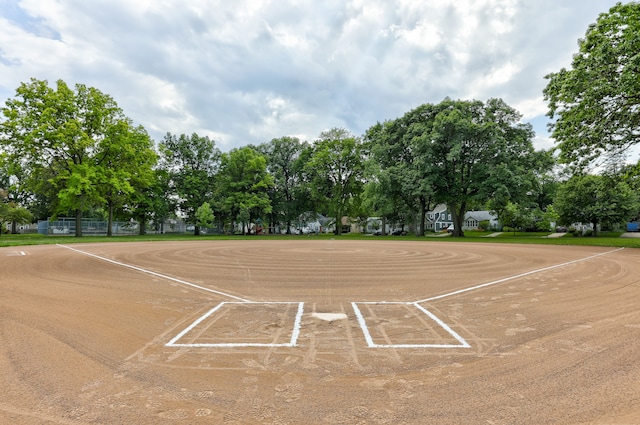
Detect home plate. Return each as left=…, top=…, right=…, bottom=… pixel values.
left=312, top=312, right=347, bottom=322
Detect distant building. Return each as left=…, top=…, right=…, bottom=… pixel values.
left=426, top=204, right=499, bottom=232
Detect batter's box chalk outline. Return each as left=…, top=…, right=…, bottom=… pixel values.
left=166, top=301, right=304, bottom=348
left=351, top=302, right=471, bottom=349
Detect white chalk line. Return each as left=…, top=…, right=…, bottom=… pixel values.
left=59, top=244, right=624, bottom=350
left=413, top=302, right=471, bottom=348
left=166, top=302, right=304, bottom=347
left=57, top=244, right=250, bottom=302
left=351, top=301, right=471, bottom=348
left=351, top=248, right=623, bottom=349
left=5, top=250, right=27, bottom=256
left=166, top=303, right=225, bottom=346
left=415, top=247, right=625, bottom=303
left=59, top=244, right=307, bottom=347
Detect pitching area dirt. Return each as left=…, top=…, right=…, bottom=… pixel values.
left=1, top=240, right=639, bottom=424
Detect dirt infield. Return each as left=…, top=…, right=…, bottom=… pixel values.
left=1, top=240, right=640, bottom=424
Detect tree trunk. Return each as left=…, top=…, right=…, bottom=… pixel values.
left=11, top=220, right=17, bottom=234
left=75, top=209, right=83, bottom=237
left=107, top=203, right=113, bottom=237
left=139, top=219, right=146, bottom=236
left=591, top=219, right=598, bottom=237
left=381, top=217, right=387, bottom=236
left=449, top=203, right=466, bottom=237
left=418, top=200, right=427, bottom=237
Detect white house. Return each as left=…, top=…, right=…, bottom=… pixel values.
left=426, top=204, right=499, bottom=232
left=463, top=210, right=500, bottom=230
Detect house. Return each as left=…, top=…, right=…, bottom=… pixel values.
left=365, top=217, right=397, bottom=234
left=463, top=210, right=500, bottom=230
left=426, top=204, right=451, bottom=231
left=272, top=212, right=327, bottom=234
left=426, top=204, right=499, bottom=232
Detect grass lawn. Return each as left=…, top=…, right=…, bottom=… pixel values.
left=1, top=230, right=639, bottom=249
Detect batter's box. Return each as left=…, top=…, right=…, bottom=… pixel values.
left=166, top=302, right=304, bottom=347
left=351, top=302, right=470, bottom=348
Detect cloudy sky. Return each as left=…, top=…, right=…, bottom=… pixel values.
left=0, top=0, right=622, bottom=152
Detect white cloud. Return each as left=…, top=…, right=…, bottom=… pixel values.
left=0, top=0, right=626, bottom=154
left=532, top=135, right=556, bottom=152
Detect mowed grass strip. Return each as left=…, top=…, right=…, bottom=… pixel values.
left=1, top=230, right=639, bottom=248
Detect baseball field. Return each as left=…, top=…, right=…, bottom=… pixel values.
left=1, top=240, right=639, bottom=424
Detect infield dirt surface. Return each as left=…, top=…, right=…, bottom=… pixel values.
left=1, top=240, right=640, bottom=424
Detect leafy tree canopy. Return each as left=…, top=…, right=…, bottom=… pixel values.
left=421, top=98, right=540, bottom=236
left=195, top=202, right=215, bottom=230
left=259, top=136, right=308, bottom=233
left=218, top=146, right=273, bottom=234
left=554, top=173, right=639, bottom=235
left=366, top=107, right=438, bottom=236
left=304, top=128, right=365, bottom=235
left=158, top=132, right=220, bottom=234
left=544, top=2, right=640, bottom=169
left=0, top=78, right=154, bottom=236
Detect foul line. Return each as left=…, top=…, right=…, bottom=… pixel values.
left=57, top=244, right=250, bottom=302
left=415, top=248, right=624, bottom=303
left=58, top=244, right=624, bottom=350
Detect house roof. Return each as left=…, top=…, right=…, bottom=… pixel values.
left=425, top=205, right=497, bottom=223
left=431, top=204, right=448, bottom=213
left=464, top=211, right=496, bottom=221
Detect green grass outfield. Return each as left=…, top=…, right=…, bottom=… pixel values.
left=1, top=230, right=639, bottom=249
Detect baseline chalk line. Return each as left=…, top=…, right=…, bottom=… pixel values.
left=57, top=244, right=250, bottom=302
left=416, top=248, right=624, bottom=303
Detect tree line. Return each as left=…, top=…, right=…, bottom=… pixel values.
left=1, top=2, right=639, bottom=237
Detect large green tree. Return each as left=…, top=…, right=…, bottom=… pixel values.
left=127, top=167, right=175, bottom=235
left=544, top=2, right=640, bottom=169
left=305, top=128, right=365, bottom=235
left=158, top=132, right=220, bottom=235
left=217, top=147, right=273, bottom=235
left=97, top=120, right=157, bottom=236
left=420, top=98, right=540, bottom=237
left=0, top=78, right=155, bottom=236
left=366, top=106, right=439, bottom=236
left=259, top=136, right=308, bottom=234
left=554, top=173, right=639, bottom=236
